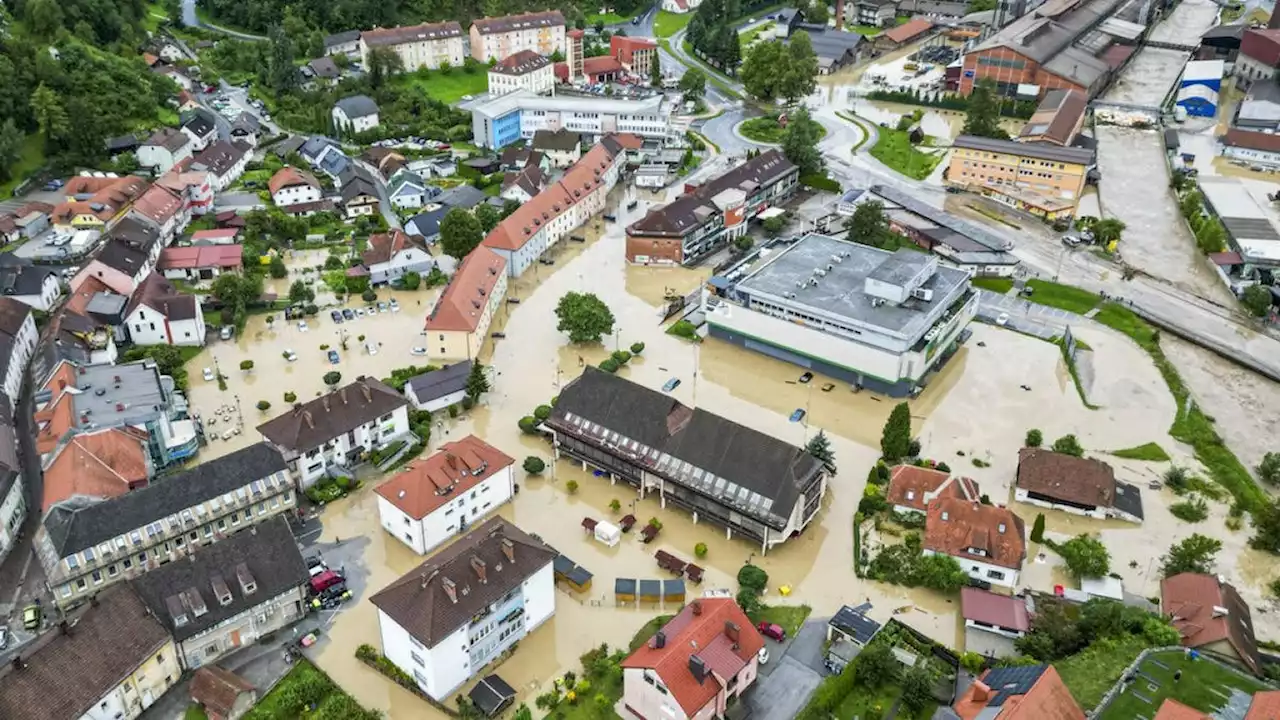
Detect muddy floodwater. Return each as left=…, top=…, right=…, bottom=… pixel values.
left=182, top=202, right=1280, bottom=717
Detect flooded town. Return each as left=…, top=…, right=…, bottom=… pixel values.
left=6, top=0, right=1280, bottom=718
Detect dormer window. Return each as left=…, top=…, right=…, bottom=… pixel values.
left=941, top=511, right=949, bottom=521
left=235, top=562, right=257, bottom=595
left=906, top=491, right=915, bottom=500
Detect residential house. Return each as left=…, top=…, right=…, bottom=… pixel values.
left=360, top=22, right=465, bottom=72
left=662, top=0, right=702, bottom=12
left=487, top=50, right=556, bottom=96
left=611, top=36, right=657, bottom=73
left=138, top=128, right=193, bottom=174
left=192, top=141, right=251, bottom=193
left=324, top=29, right=362, bottom=57
left=35, top=442, right=292, bottom=609
left=1015, top=448, right=1144, bottom=523
left=361, top=229, right=433, bottom=285
left=424, top=247, right=508, bottom=361
left=851, top=0, right=897, bottom=27
left=341, top=172, right=381, bottom=219
left=365, top=147, right=409, bottom=179
left=333, top=95, right=381, bottom=134
left=621, top=598, right=765, bottom=720
left=792, top=27, right=866, bottom=74
left=405, top=205, right=450, bottom=243
left=404, top=361, right=473, bottom=412
left=826, top=605, right=882, bottom=674
left=469, top=11, right=566, bottom=63
left=0, top=408, right=26, bottom=566
left=299, top=137, right=351, bottom=180
left=256, top=376, right=412, bottom=486
left=961, top=587, right=1030, bottom=659
left=547, top=366, right=827, bottom=553
left=388, top=170, right=431, bottom=209
left=1162, top=572, right=1261, bottom=675
left=885, top=464, right=979, bottom=516
left=370, top=516, right=557, bottom=701
left=0, top=584, right=181, bottom=720
left=499, top=146, right=547, bottom=173
left=131, top=515, right=310, bottom=669
left=1236, top=28, right=1280, bottom=90
left=500, top=164, right=546, bottom=205
left=924, top=496, right=1026, bottom=589
left=279, top=199, right=337, bottom=218
left=181, top=109, right=219, bottom=152
left=0, top=201, right=53, bottom=243
left=306, top=57, right=341, bottom=84
left=269, top=167, right=323, bottom=208
left=38, top=299, right=119, bottom=370
left=0, top=297, right=37, bottom=404
left=130, top=184, right=190, bottom=245
left=946, top=136, right=1094, bottom=220
left=40, top=426, right=152, bottom=512
left=159, top=245, right=243, bottom=282
left=124, top=274, right=205, bottom=346
left=438, top=185, right=487, bottom=210
left=952, top=664, right=1084, bottom=719
left=53, top=176, right=150, bottom=231
left=156, top=161, right=215, bottom=218
left=190, top=666, right=257, bottom=720
left=0, top=256, right=60, bottom=311
left=375, top=435, right=516, bottom=554
left=1018, top=88, right=1088, bottom=146
left=72, top=218, right=161, bottom=295
left=230, top=113, right=261, bottom=148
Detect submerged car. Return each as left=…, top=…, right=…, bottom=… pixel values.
left=662, top=377, right=681, bottom=392
left=411, top=346, right=427, bottom=356
left=202, top=367, right=215, bottom=381
left=327, top=350, right=340, bottom=364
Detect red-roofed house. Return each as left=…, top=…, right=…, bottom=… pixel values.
left=158, top=245, right=244, bottom=281
left=885, top=464, right=979, bottom=515
left=961, top=587, right=1030, bottom=659
left=924, top=496, right=1026, bottom=589
left=374, top=435, right=516, bottom=554
left=1162, top=572, right=1261, bottom=675
left=129, top=185, right=189, bottom=244
left=622, top=598, right=765, bottom=720
left=953, top=664, right=1083, bottom=720
left=1246, top=691, right=1280, bottom=719
left=361, top=229, right=433, bottom=285
left=191, top=228, right=240, bottom=244
left=611, top=36, right=657, bottom=72
left=1237, top=28, right=1280, bottom=90
left=424, top=247, right=507, bottom=361
left=875, top=18, right=934, bottom=50
left=269, top=167, right=323, bottom=207
left=583, top=55, right=623, bottom=83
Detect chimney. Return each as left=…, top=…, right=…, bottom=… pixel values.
left=1212, top=605, right=1230, bottom=618
left=321, top=396, right=330, bottom=413
left=972, top=681, right=991, bottom=702
left=501, top=539, right=514, bottom=563
left=835, top=0, right=845, bottom=29
left=653, top=630, right=666, bottom=649
left=691, top=599, right=702, bottom=615
left=442, top=577, right=458, bottom=603
left=303, top=410, right=314, bottom=429
left=689, top=656, right=707, bottom=684
left=470, top=556, right=488, bottom=584
left=339, top=388, right=348, bottom=405
left=725, top=621, right=740, bottom=643
left=361, top=383, right=372, bottom=402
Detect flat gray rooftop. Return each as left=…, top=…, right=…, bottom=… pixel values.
left=735, top=234, right=969, bottom=337
left=74, top=361, right=170, bottom=430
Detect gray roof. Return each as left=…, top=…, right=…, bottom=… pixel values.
left=324, top=30, right=361, bottom=48
left=0, top=263, right=54, bottom=297
left=1113, top=480, right=1144, bottom=520
left=308, top=56, right=340, bottom=79
left=473, top=10, right=565, bottom=35
left=257, top=377, right=409, bottom=452
left=43, top=443, right=288, bottom=557
left=952, top=135, right=1094, bottom=165
left=181, top=109, right=217, bottom=139
left=406, top=206, right=449, bottom=237
left=334, top=94, right=379, bottom=119
left=830, top=604, right=882, bottom=644
left=797, top=28, right=865, bottom=62
left=130, top=516, right=308, bottom=642
left=405, top=361, right=472, bottom=402
left=531, top=128, right=581, bottom=152
left=438, top=185, right=487, bottom=210
left=548, top=367, right=825, bottom=530
left=1238, top=81, right=1280, bottom=125
left=193, top=140, right=251, bottom=178
left=871, top=184, right=1011, bottom=252
left=974, top=0, right=1127, bottom=89
left=628, top=150, right=796, bottom=237
left=97, top=218, right=159, bottom=275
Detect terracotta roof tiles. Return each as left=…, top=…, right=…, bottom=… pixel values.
left=425, top=247, right=506, bottom=331
left=375, top=435, right=515, bottom=519
left=924, top=496, right=1025, bottom=570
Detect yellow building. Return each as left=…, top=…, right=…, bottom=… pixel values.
left=424, top=247, right=508, bottom=361
left=946, top=135, right=1093, bottom=220
left=0, top=584, right=180, bottom=719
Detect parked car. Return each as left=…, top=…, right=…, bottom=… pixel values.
left=789, top=408, right=806, bottom=423
left=330, top=310, right=343, bottom=323
left=798, top=372, right=813, bottom=383
left=297, top=320, right=308, bottom=332
left=389, top=299, right=400, bottom=312
left=376, top=302, right=387, bottom=313
left=203, top=367, right=215, bottom=381
left=342, top=308, right=355, bottom=320
left=220, top=326, right=234, bottom=340
left=43, top=179, right=64, bottom=191
left=22, top=604, right=41, bottom=631
left=757, top=646, right=770, bottom=664
left=411, top=346, right=427, bottom=356
left=662, top=377, right=681, bottom=392
left=327, top=349, right=340, bottom=364
left=996, top=313, right=1010, bottom=326
left=757, top=622, right=785, bottom=642
left=366, top=341, right=379, bottom=355
left=309, top=570, right=345, bottom=595
left=284, top=349, right=298, bottom=361
left=304, top=554, right=327, bottom=577
left=355, top=308, right=365, bottom=317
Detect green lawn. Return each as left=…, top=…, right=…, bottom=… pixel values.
left=143, top=1, right=170, bottom=32
left=243, top=659, right=378, bottom=719
left=1023, top=279, right=1101, bottom=314
left=587, top=11, right=637, bottom=24
left=739, top=21, right=776, bottom=46
left=395, top=69, right=488, bottom=104
left=1058, top=635, right=1153, bottom=712
left=970, top=276, right=1014, bottom=294
left=869, top=127, right=941, bottom=181
left=1110, top=442, right=1171, bottom=462
left=629, top=614, right=674, bottom=651
left=749, top=604, right=811, bottom=638
left=850, top=24, right=884, bottom=34
left=739, top=116, right=826, bottom=144
left=1095, top=648, right=1267, bottom=719
left=655, top=10, right=694, bottom=38
left=0, top=134, right=45, bottom=199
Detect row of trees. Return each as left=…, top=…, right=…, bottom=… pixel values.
left=740, top=32, right=818, bottom=105
left=687, top=0, right=745, bottom=72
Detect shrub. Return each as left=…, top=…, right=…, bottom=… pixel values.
left=611, top=350, right=632, bottom=365
left=461, top=396, right=475, bottom=410
left=1031, top=513, right=1046, bottom=543
left=523, top=456, right=546, bottom=474
left=1026, top=429, right=1043, bottom=447
left=256, top=400, right=271, bottom=411
left=694, top=542, right=708, bottom=558
left=448, top=404, right=459, bottom=418
left=566, top=480, right=580, bottom=494
left=284, top=391, right=297, bottom=403
left=518, top=416, right=538, bottom=434
left=320, top=344, right=330, bottom=350
left=737, top=564, right=768, bottom=592
left=648, top=517, right=663, bottom=530
left=534, top=404, right=553, bottom=421
left=357, top=334, right=366, bottom=342
left=1170, top=496, right=1210, bottom=523
left=1052, top=434, right=1084, bottom=456
left=599, top=358, right=620, bottom=373
left=361, top=289, right=377, bottom=302
left=630, top=342, right=645, bottom=355
left=609, top=498, right=621, bottom=512
left=667, top=320, right=699, bottom=340
left=240, top=360, right=254, bottom=371
left=323, top=371, right=341, bottom=385
left=972, top=458, right=991, bottom=468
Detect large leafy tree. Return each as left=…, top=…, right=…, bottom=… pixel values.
left=554, top=292, right=616, bottom=344
left=845, top=200, right=890, bottom=248
left=679, top=68, right=706, bottom=100
left=266, top=24, right=298, bottom=94
left=1056, top=534, right=1111, bottom=579
left=781, top=106, right=823, bottom=176
left=740, top=40, right=784, bottom=101
left=779, top=31, right=818, bottom=104
left=1160, top=534, right=1222, bottom=577
left=961, top=79, right=1009, bottom=139
left=439, top=208, right=483, bottom=261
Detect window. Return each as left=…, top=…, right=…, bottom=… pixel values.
left=411, top=651, right=425, bottom=665
left=217, top=518, right=227, bottom=531
left=91, top=570, right=103, bottom=585
left=205, top=644, right=219, bottom=656
left=986, top=569, right=1005, bottom=580
left=67, top=555, right=79, bottom=570
left=76, top=578, right=87, bottom=591
left=123, top=557, right=132, bottom=569
left=107, top=565, right=118, bottom=577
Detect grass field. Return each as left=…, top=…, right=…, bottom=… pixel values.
left=0, top=134, right=45, bottom=199
left=1023, top=278, right=1101, bottom=314
left=971, top=276, right=1014, bottom=294
left=1058, top=635, right=1152, bottom=712
left=1110, top=442, right=1171, bottom=462
left=1094, top=648, right=1267, bottom=719
left=655, top=10, right=694, bottom=38
left=630, top=614, right=675, bottom=651
left=739, top=116, right=826, bottom=144
left=243, top=659, right=377, bottom=719
left=739, top=21, right=776, bottom=46
left=395, top=70, right=488, bottom=104
left=749, top=604, right=811, bottom=638
left=868, top=127, right=941, bottom=181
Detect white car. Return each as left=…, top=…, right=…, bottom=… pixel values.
left=996, top=312, right=1010, bottom=326
left=411, top=347, right=427, bottom=356
left=297, top=320, right=309, bottom=332
left=202, top=367, right=215, bottom=381
left=757, top=647, right=769, bottom=665
left=284, top=349, right=298, bottom=362
left=366, top=341, right=379, bottom=356
left=389, top=299, right=400, bottom=312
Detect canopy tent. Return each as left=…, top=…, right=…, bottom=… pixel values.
left=594, top=521, right=621, bottom=547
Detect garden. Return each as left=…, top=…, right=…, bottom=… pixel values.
left=739, top=115, right=827, bottom=145
left=1093, top=648, right=1268, bottom=719
left=241, top=659, right=379, bottom=720
left=868, top=126, right=941, bottom=181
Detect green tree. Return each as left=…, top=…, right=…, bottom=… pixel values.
left=1161, top=534, right=1222, bottom=577
left=210, top=272, right=265, bottom=310
left=1092, top=217, right=1126, bottom=246
left=256, top=400, right=271, bottom=411
left=554, top=291, right=616, bottom=343
left=1242, top=285, right=1273, bottom=317
left=323, top=371, right=342, bottom=385
left=501, top=197, right=521, bottom=219
left=0, top=120, right=23, bottom=182
left=1051, top=434, right=1083, bottom=457
left=1258, top=452, right=1280, bottom=485
left=845, top=200, right=890, bottom=248
left=781, top=107, right=824, bottom=176
left=1178, top=189, right=1202, bottom=221
left=961, top=79, right=1010, bottom=140
left=679, top=68, right=706, bottom=100
left=779, top=31, right=818, bottom=104
left=440, top=207, right=484, bottom=260
left=513, top=704, right=533, bottom=720
left=269, top=255, right=288, bottom=278
left=240, top=360, right=254, bottom=372
left=737, top=564, right=769, bottom=592
left=1030, top=513, right=1046, bottom=543
left=474, top=203, right=500, bottom=234
left=880, top=401, right=912, bottom=461
left=24, top=0, right=63, bottom=38
left=740, top=40, right=784, bottom=101
left=1057, top=534, right=1110, bottom=578
left=367, top=47, right=403, bottom=90
left=30, top=83, right=69, bottom=146
left=523, top=456, right=546, bottom=474
left=805, top=430, right=836, bottom=474
left=289, top=279, right=315, bottom=304
left=916, top=553, right=968, bottom=592
left=466, top=361, right=490, bottom=400
left=401, top=271, right=421, bottom=290
left=1195, top=217, right=1227, bottom=254
left=763, top=214, right=785, bottom=237
left=854, top=641, right=898, bottom=688
left=650, top=48, right=663, bottom=86
left=266, top=24, right=297, bottom=94
left=1025, top=428, right=1043, bottom=447
left=804, top=0, right=830, bottom=23
left=1250, top=501, right=1280, bottom=553
left=899, top=666, right=934, bottom=715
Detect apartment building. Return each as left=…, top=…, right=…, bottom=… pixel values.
left=1235, top=28, right=1280, bottom=90
left=946, top=135, right=1093, bottom=220
left=51, top=175, right=150, bottom=231
left=487, top=50, right=556, bottom=96
left=424, top=246, right=508, bottom=361
left=470, top=11, right=566, bottom=63
left=0, top=296, right=36, bottom=405
left=375, top=435, right=516, bottom=555
left=626, top=150, right=799, bottom=265
left=34, top=442, right=293, bottom=609
left=0, top=584, right=181, bottom=720
left=547, top=367, right=828, bottom=553
left=256, top=376, right=411, bottom=486
left=71, top=217, right=162, bottom=296
left=371, top=516, right=557, bottom=701
left=131, top=516, right=309, bottom=669
left=470, top=89, right=674, bottom=149
left=0, top=411, right=26, bottom=568
left=360, top=21, right=465, bottom=71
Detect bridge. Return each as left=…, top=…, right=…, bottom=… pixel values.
left=1090, top=100, right=1163, bottom=116
left=1142, top=40, right=1198, bottom=53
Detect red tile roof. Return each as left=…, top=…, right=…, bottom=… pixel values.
left=1242, top=28, right=1280, bottom=67
left=1224, top=128, right=1280, bottom=153
left=883, top=18, right=933, bottom=44
left=42, top=427, right=150, bottom=511
left=424, top=247, right=506, bottom=332
left=375, top=435, right=515, bottom=519
left=362, top=229, right=424, bottom=266
left=64, top=276, right=114, bottom=316
left=1154, top=699, right=1211, bottom=720
left=1162, top=572, right=1260, bottom=674
left=158, top=244, right=243, bottom=270
left=268, top=166, right=320, bottom=196
left=961, top=587, right=1029, bottom=632
left=583, top=55, right=623, bottom=77
left=954, top=666, right=1083, bottom=720
left=885, top=465, right=978, bottom=512
left=621, top=598, right=764, bottom=716
left=190, top=666, right=255, bottom=719
left=1246, top=691, right=1280, bottom=719
left=131, top=185, right=184, bottom=226
left=924, top=496, right=1026, bottom=570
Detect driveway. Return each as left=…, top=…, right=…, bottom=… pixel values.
left=744, top=619, right=827, bottom=720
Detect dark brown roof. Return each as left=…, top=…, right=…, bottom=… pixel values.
left=1224, top=128, right=1280, bottom=153
left=628, top=150, right=797, bottom=237
left=1019, top=89, right=1087, bottom=146
left=362, top=21, right=464, bottom=46
left=191, top=666, right=255, bottom=718
left=193, top=140, right=250, bottom=178
left=502, top=163, right=546, bottom=198
left=257, top=376, right=409, bottom=451
left=0, top=585, right=171, bottom=720
left=491, top=49, right=551, bottom=75
left=370, top=516, right=557, bottom=648
left=361, top=229, right=425, bottom=266
left=126, top=273, right=200, bottom=321
left=1162, top=572, right=1261, bottom=674
left=1015, top=448, right=1116, bottom=509
left=0, top=296, right=32, bottom=337
left=531, top=128, right=581, bottom=152
left=924, top=497, right=1026, bottom=570
left=473, top=10, right=565, bottom=35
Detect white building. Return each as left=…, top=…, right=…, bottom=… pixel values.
left=360, top=21, right=465, bottom=72
left=661, top=0, right=702, bottom=12
left=487, top=50, right=555, bottom=96
left=256, top=377, right=412, bottom=486
left=923, top=497, right=1025, bottom=590
left=0, top=417, right=25, bottom=567
left=0, top=297, right=37, bottom=404
left=469, top=10, right=566, bottom=63
left=403, top=361, right=473, bottom=413
left=360, top=229, right=434, bottom=285
left=470, top=89, right=676, bottom=149
left=191, top=141, right=251, bottom=194
left=137, top=128, right=193, bottom=175
left=269, top=167, right=323, bottom=208
left=387, top=170, right=430, bottom=210
left=375, top=435, right=515, bottom=555
left=333, top=95, right=381, bottom=135
left=124, top=274, right=206, bottom=347
left=0, top=261, right=60, bottom=312
left=370, top=517, right=557, bottom=701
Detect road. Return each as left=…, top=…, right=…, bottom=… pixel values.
left=351, top=158, right=404, bottom=230
left=179, top=0, right=266, bottom=40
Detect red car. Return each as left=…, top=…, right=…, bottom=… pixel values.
left=757, top=622, right=786, bottom=642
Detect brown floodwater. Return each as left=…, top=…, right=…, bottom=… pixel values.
left=179, top=207, right=1278, bottom=717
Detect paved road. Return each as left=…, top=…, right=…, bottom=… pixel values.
left=745, top=619, right=827, bottom=720
left=351, top=158, right=404, bottom=230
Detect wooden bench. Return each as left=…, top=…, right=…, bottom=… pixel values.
left=685, top=564, right=704, bottom=584
left=619, top=514, right=636, bottom=532
left=640, top=524, right=659, bottom=543
left=582, top=517, right=598, bottom=532
left=655, top=550, right=687, bottom=574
